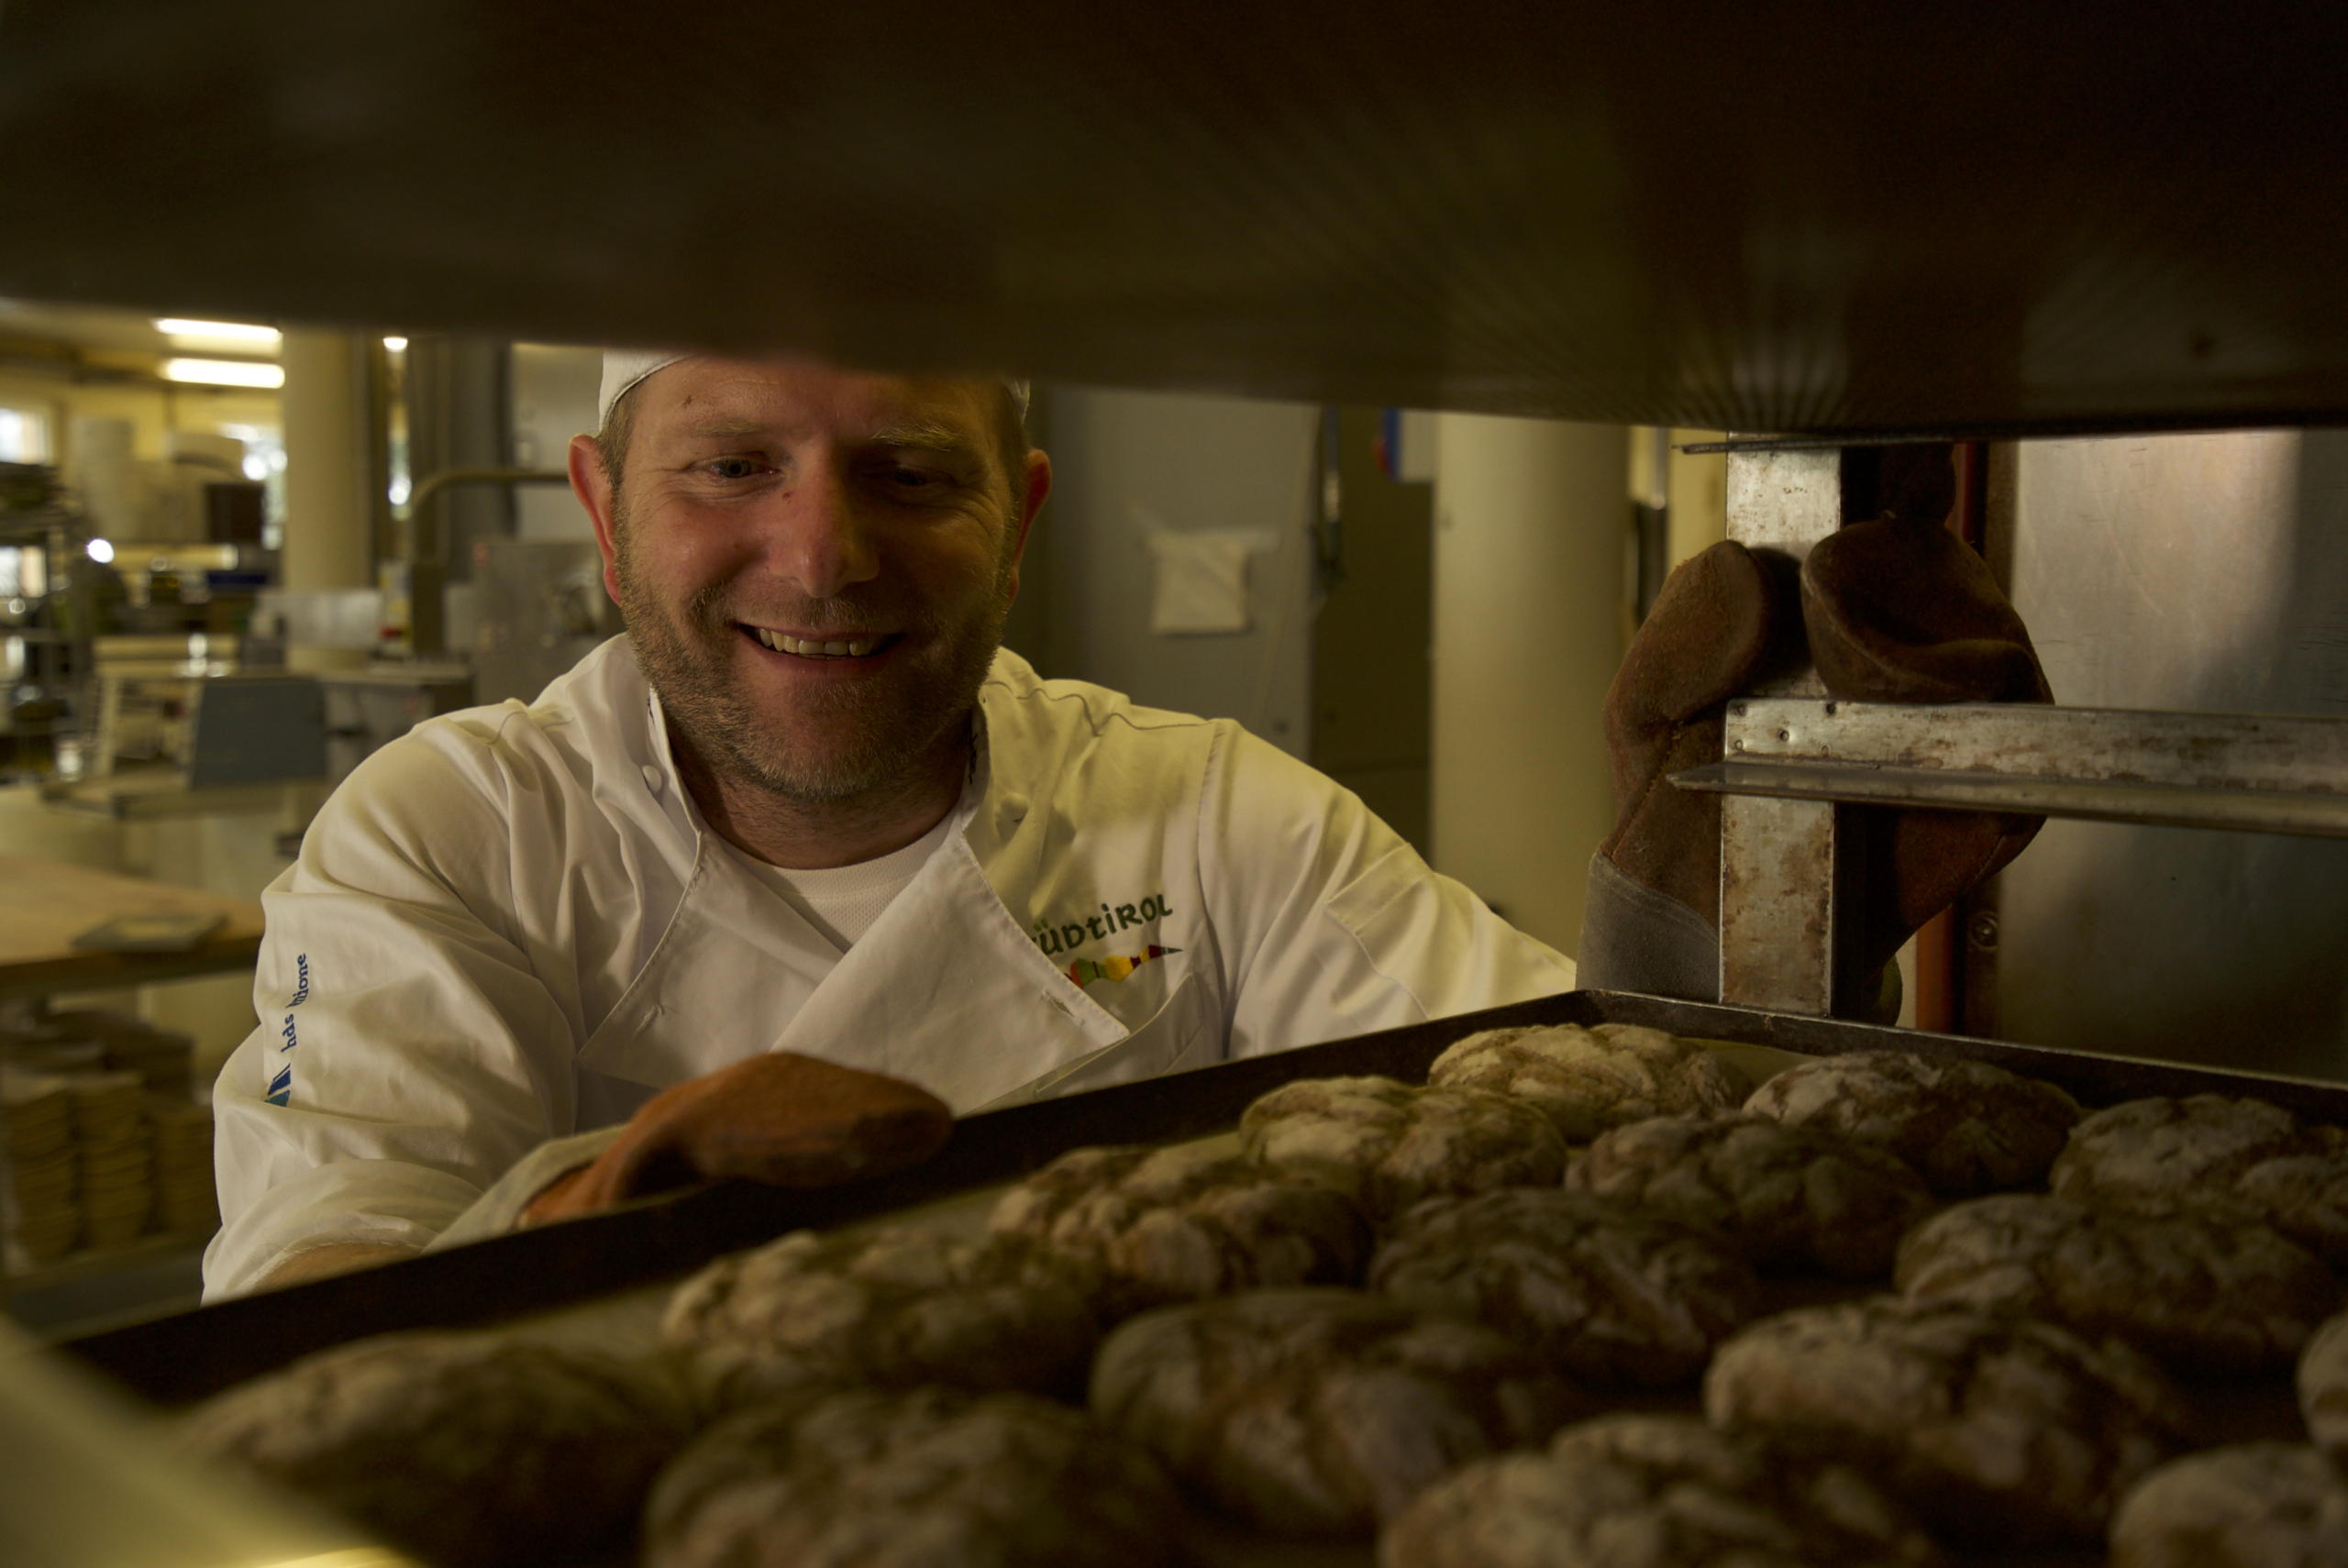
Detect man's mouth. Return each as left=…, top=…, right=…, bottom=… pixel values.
left=746, top=625, right=895, bottom=658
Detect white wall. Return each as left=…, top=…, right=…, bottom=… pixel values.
left=1667, top=430, right=1728, bottom=569
left=1431, top=415, right=1627, bottom=958
left=1034, top=388, right=1316, bottom=756
left=511, top=343, right=601, bottom=541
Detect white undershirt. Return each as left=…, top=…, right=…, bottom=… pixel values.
left=727, top=812, right=958, bottom=952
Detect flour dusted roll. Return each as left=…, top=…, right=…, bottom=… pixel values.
left=663, top=1226, right=1098, bottom=1408
left=1379, top=1413, right=1946, bottom=1568
left=2055, top=1097, right=2348, bottom=1268
left=1568, top=1110, right=1933, bottom=1278
left=1425, top=1022, right=1749, bottom=1141
left=179, top=1331, right=695, bottom=1568
left=2302, top=1309, right=2348, bottom=1471
left=1704, top=1297, right=2193, bottom=1548
left=1368, top=1187, right=1760, bottom=1388
left=2236, top=1130, right=2348, bottom=1268
left=2108, top=1443, right=2348, bottom=1568
left=1744, top=1048, right=2080, bottom=1196
left=1238, top=1076, right=1567, bottom=1220
left=645, top=1386, right=1187, bottom=1568
left=2053, top=1095, right=2303, bottom=1204
left=1896, top=1194, right=2339, bottom=1375
left=987, top=1141, right=1370, bottom=1320
left=1090, top=1286, right=1589, bottom=1537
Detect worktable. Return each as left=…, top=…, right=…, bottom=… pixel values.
left=0, top=856, right=263, bottom=1008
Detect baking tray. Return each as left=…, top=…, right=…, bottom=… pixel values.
left=59, top=988, right=2348, bottom=1407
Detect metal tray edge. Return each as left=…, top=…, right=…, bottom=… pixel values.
left=58, top=989, right=2348, bottom=1404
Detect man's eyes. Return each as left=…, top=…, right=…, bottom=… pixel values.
left=682, top=452, right=973, bottom=493
left=867, top=457, right=976, bottom=496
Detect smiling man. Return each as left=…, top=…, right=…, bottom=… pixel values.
left=593, top=359, right=1038, bottom=866
left=204, top=353, right=1577, bottom=1297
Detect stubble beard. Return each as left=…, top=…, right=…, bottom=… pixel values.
left=610, top=502, right=1016, bottom=807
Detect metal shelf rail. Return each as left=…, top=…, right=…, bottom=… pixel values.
left=1699, top=445, right=2348, bottom=1017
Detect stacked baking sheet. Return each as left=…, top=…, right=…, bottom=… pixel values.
left=2, top=1010, right=213, bottom=1269
left=71, top=1073, right=150, bottom=1250
left=147, top=1099, right=217, bottom=1235
left=60, top=992, right=2348, bottom=1565
left=3, top=1067, right=78, bottom=1263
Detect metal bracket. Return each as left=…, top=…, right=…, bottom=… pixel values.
left=1719, top=447, right=1841, bottom=1011
left=1719, top=793, right=1840, bottom=1012
left=1684, top=699, right=2348, bottom=837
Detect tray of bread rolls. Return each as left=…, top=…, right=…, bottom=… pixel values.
left=61, top=990, right=2348, bottom=1567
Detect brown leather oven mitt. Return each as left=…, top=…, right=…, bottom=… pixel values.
left=1800, top=452, right=2053, bottom=984
left=1598, top=537, right=1790, bottom=939
left=1588, top=446, right=2051, bottom=1003
left=521, top=1052, right=954, bottom=1226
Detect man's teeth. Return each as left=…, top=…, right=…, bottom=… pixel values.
left=752, top=628, right=880, bottom=657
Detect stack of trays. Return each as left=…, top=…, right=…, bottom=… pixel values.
left=13, top=1039, right=103, bottom=1077
left=3, top=1066, right=79, bottom=1264
left=2, top=1020, right=217, bottom=1265
left=148, top=1097, right=218, bottom=1234
left=72, top=1072, right=152, bottom=1250
left=25, top=1009, right=197, bottom=1101
left=106, top=1031, right=196, bottom=1102
left=0, top=1010, right=216, bottom=1262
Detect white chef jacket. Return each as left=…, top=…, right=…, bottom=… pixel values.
left=206, top=639, right=1574, bottom=1297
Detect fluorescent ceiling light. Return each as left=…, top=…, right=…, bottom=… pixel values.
left=153, top=317, right=281, bottom=345
left=162, top=358, right=285, bottom=389
left=382, top=336, right=408, bottom=352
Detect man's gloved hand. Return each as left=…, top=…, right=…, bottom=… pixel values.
left=1582, top=445, right=2051, bottom=1004
left=1594, top=538, right=1790, bottom=956
left=1800, top=447, right=2052, bottom=984
left=520, top=1052, right=954, bottom=1226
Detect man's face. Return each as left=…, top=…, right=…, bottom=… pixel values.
left=573, top=359, right=1046, bottom=804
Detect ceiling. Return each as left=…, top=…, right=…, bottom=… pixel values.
left=0, top=301, right=183, bottom=358
left=2, top=1, right=2343, bottom=436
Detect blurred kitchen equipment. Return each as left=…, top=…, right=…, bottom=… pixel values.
left=316, top=664, right=473, bottom=785
left=468, top=537, right=621, bottom=705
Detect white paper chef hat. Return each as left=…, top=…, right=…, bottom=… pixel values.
left=597, top=349, right=688, bottom=430
left=596, top=349, right=1029, bottom=431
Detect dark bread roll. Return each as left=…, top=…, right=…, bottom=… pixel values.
left=988, top=1140, right=1370, bottom=1321
left=663, top=1226, right=1097, bottom=1409
left=1379, top=1412, right=1946, bottom=1568
left=645, top=1385, right=1187, bottom=1568
left=1744, top=1048, right=2079, bottom=1196
left=1896, top=1193, right=2339, bottom=1375
left=1238, top=1076, right=1567, bottom=1220
left=2054, top=1095, right=2303, bottom=1205
left=2055, top=1097, right=2348, bottom=1269
left=2301, top=1309, right=2348, bottom=1472
left=1569, top=1110, right=1933, bottom=1278
left=1369, top=1187, right=1759, bottom=1388
left=178, top=1330, right=694, bottom=1568
left=1426, top=1022, right=1749, bottom=1141
left=2107, top=1442, right=2348, bottom=1568
left=1091, top=1286, right=1589, bottom=1537
left=1704, top=1297, right=2192, bottom=1548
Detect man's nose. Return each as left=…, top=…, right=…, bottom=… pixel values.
left=758, top=461, right=879, bottom=600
